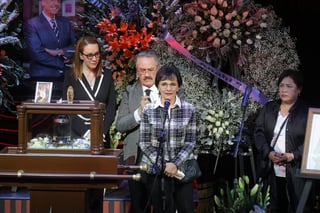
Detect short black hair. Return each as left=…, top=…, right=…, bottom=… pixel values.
left=155, top=65, right=183, bottom=88
left=277, top=69, right=304, bottom=89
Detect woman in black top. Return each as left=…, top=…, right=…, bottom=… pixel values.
left=254, top=69, right=313, bottom=212
left=63, top=36, right=116, bottom=148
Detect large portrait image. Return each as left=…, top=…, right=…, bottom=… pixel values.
left=301, top=108, right=320, bottom=176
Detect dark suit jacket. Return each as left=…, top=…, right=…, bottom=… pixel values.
left=62, top=69, right=117, bottom=142
left=116, top=81, right=144, bottom=162
left=254, top=99, right=310, bottom=210
left=25, top=13, right=76, bottom=77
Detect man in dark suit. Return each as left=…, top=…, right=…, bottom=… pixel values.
left=24, top=0, right=76, bottom=78
left=116, top=50, right=160, bottom=213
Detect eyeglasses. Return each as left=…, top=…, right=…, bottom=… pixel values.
left=82, top=52, right=100, bottom=60
left=138, top=67, right=157, bottom=74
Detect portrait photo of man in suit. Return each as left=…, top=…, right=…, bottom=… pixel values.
left=24, top=0, right=76, bottom=79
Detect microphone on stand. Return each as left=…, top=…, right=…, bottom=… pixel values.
left=145, top=89, right=151, bottom=102
left=163, top=99, right=170, bottom=113
left=233, top=85, right=252, bottom=185
left=161, top=99, right=170, bottom=136
left=241, top=85, right=252, bottom=110
left=161, top=99, right=170, bottom=212
left=152, top=99, right=171, bottom=174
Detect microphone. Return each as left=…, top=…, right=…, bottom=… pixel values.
left=161, top=99, right=170, bottom=132
left=241, top=85, right=252, bottom=110
left=145, top=89, right=151, bottom=102
left=164, top=99, right=170, bottom=112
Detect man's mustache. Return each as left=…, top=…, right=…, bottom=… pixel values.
left=143, top=77, right=153, bottom=80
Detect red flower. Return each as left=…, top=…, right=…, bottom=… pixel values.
left=97, top=19, right=154, bottom=85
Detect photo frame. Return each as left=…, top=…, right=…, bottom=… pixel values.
left=62, top=0, right=75, bottom=17
left=34, top=82, right=53, bottom=104
left=300, top=108, right=320, bottom=177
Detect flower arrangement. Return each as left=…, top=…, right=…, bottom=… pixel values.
left=171, top=0, right=268, bottom=51
left=198, top=87, right=258, bottom=172
left=76, top=0, right=300, bottom=153
left=165, top=0, right=300, bottom=83
left=96, top=10, right=154, bottom=91
left=240, top=12, right=300, bottom=97
left=199, top=88, right=243, bottom=154
left=28, top=136, right=91, bottom=150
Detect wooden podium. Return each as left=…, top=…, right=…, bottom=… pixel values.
left=0, top=148, right=138, bottom=212
left=0, top=101, right=139, bottom=212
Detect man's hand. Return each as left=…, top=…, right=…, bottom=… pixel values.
left=44, top=48, right=64, bottom=57
left=138, top=95, right=151, bottom=116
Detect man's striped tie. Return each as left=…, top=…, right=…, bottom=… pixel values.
left=50, top=19, right=59, bottom=42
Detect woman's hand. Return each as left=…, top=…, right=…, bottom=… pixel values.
left=269, top=151, right=294, bottom=165
left=268, top=151, right=283, bottom=164
left=278, top=152, right=294, bottom=165
left=164, top=162, right=178, bottom=177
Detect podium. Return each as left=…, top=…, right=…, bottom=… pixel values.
left=0, top=147, right=138, bottom=212
left=0, top=101, right=139, bottom=212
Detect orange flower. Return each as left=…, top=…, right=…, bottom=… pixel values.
left=97, top=17, right=154, bottom=84
left=108, top=38, right=119, bottom=50
left=119, top=21, right=129, bottom=32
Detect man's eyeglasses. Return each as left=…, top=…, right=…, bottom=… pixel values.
left=138, top=67, right=157, bottom=74
left=82, top=52, right=100, bottom=60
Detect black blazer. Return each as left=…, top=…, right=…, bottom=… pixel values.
left=254, top=99, right=309, bottom=166
left=62, top=69, right=117, bottom=140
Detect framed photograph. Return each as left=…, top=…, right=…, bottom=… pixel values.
left=34, top=82, right=53, bottom=103
left=62, top=0, right=75, bottom=17
left=300, top=108, right=320, bottom=177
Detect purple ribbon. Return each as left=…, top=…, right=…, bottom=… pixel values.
left=164, top=31, right=269, bottom=104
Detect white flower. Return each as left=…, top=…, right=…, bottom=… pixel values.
left=260, top=23, right=267, bottom=28
left=196, top=88, right=247, bottom=156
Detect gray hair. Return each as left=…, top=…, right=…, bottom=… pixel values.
left=135, top=49, right=160, bottom=67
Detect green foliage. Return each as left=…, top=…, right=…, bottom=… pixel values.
left=214, top=176, right=270, bottom=213
left=0, top=0, right=25, bottom=114
left=109, top=110, right=124, bottom=148
left=73, top=0, right=108, bottom=37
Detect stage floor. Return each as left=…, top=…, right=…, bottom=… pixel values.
left=0, top=180, right=200, bottom=213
